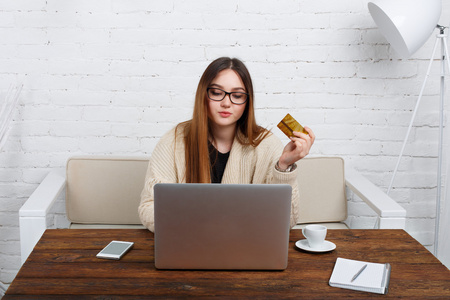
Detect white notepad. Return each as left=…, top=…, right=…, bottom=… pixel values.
left=329, top=257, right=391, bottom=294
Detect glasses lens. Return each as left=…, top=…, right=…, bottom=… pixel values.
left=230, top=92, right=247, bottom=104
left=208, top=88, right=225, bottom=101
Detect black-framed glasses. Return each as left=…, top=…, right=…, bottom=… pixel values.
left=207, top=88, right=248, bottom=105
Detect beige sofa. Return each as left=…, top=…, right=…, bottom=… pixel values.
left=19, top=156, right=406, bottom=264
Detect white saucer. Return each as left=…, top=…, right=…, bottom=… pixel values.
left=295, top=239, right=336, bottom=253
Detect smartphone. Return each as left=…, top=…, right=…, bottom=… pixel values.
left=277, top=113, right=308, bottom=138
left=96, top=241, right=134, bottom=260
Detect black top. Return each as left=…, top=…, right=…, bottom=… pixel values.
left=208, top=141, right=230, bottom=184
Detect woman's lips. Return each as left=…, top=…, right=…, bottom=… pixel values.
left=219, top=112, right=232, bottom=117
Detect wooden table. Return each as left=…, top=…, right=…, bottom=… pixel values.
left=5, top=229, right=450, bottom=299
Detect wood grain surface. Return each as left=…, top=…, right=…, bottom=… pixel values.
left=5, top=229, right=450, bottom=299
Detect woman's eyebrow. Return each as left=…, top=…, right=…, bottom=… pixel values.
left=209, top=83, right=246, bottom=91
left=232, top=87, right=246, bottom=92
left=209, top=83, right=223, bottom=88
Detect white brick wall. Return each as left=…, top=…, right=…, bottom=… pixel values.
left=1, top=0, right=450, bottom=295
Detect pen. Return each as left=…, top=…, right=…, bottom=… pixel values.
left=351, top=264, right=367, bottom=282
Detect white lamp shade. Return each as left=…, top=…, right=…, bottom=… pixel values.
left=368, top=0, right=441, bottom=58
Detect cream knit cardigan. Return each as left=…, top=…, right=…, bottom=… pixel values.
left=139, top=126, right=300, bottom=232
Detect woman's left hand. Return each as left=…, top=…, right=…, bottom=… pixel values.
left=278, top=127, right=315, bottom=170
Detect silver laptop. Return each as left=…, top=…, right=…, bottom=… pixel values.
left=154, top=183, right=292, bottom=270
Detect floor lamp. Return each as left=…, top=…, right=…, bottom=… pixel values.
left=368, top=0, right=449, bottom=256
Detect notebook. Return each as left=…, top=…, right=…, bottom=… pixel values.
left=329, top=257, right=391, bottom=294
left=153, top=183, right=292, bottom=270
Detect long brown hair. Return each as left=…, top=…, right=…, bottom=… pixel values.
left=179, top=57, right=270, bottom=183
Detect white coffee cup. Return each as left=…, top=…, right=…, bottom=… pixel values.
left=302, top=224, right=327, bottom=248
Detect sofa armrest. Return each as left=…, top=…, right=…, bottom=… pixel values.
left=345, top=167, right=406, bottom=229
left=19, top=170, right=66, bottom=265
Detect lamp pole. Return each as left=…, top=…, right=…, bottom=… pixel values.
left=436, top=25, right=449, bottom=257
left=386, top=25, right=450, bottom=256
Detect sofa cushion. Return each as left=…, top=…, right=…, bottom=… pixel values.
left=296, top=157, right=347, bottom=224
left=66, top=156, right=149, bottom=225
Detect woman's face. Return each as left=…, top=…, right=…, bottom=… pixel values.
left=207, top=69, right=247, bottom=132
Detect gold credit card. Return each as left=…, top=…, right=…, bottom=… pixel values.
left=277, top=113, right=308, bottom=138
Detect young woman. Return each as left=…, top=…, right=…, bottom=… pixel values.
left=139, top=57, right=315, bottom=232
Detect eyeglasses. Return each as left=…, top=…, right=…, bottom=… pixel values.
left=207, top=88, right=248, bottom=105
